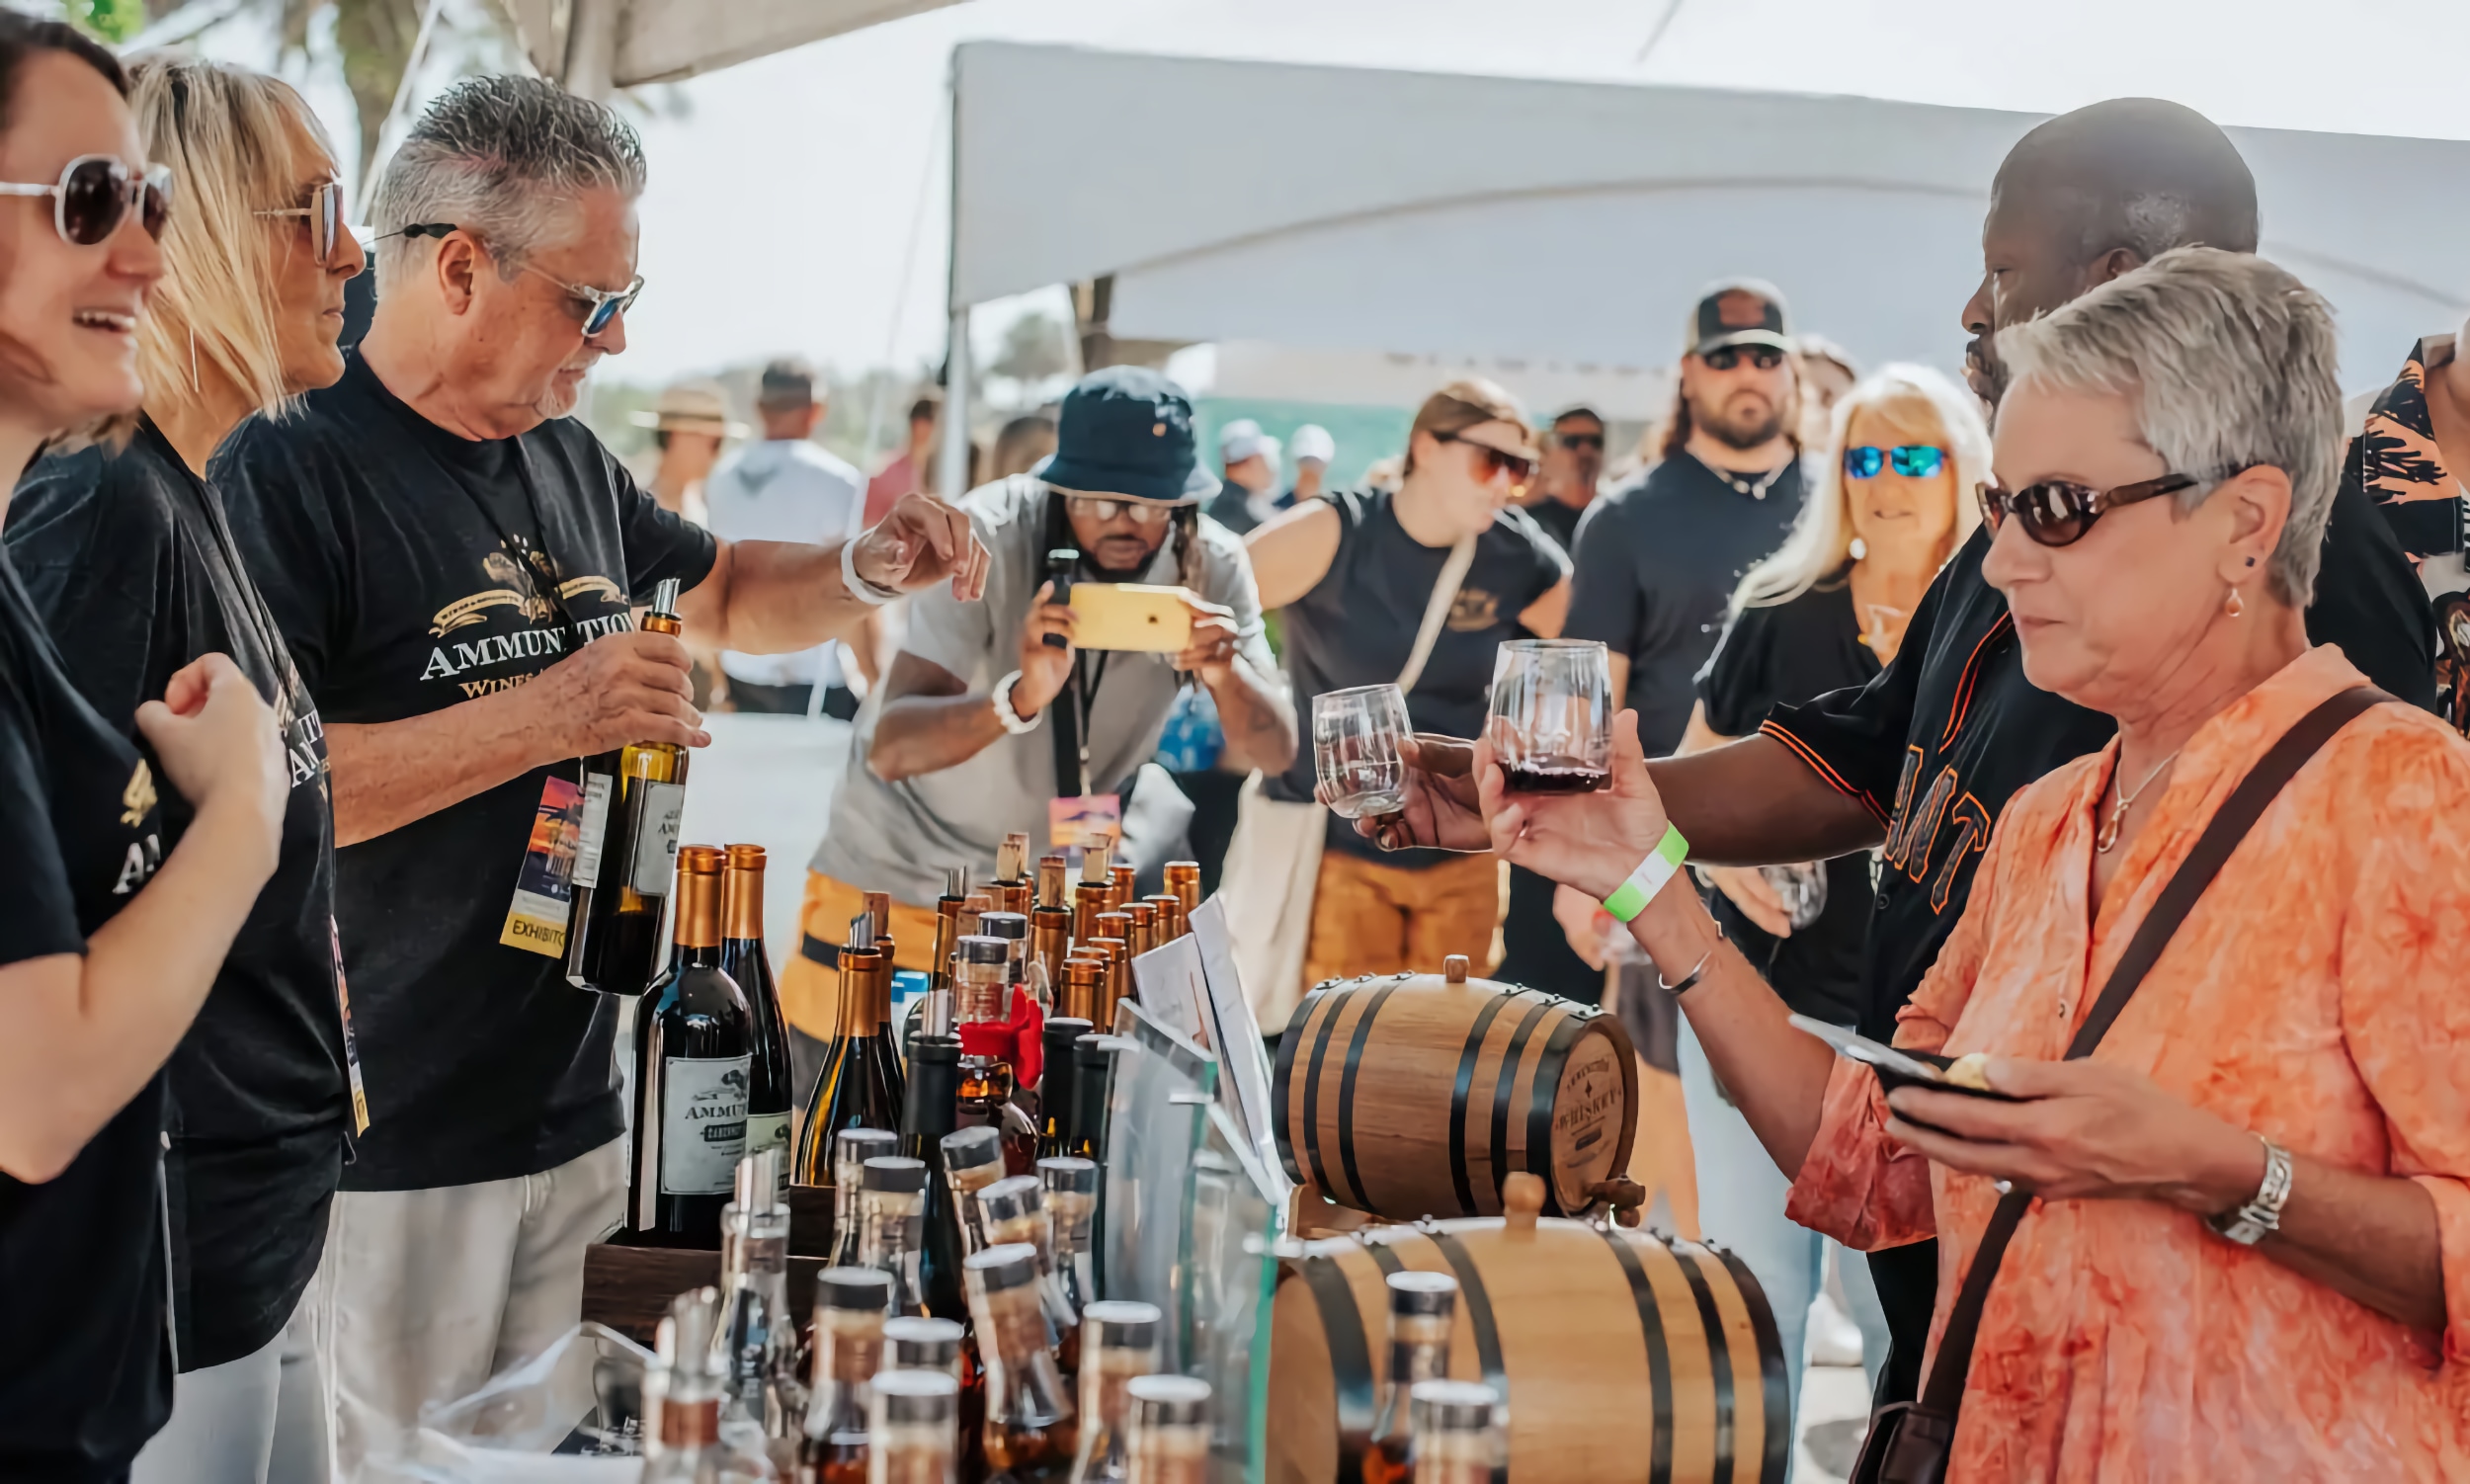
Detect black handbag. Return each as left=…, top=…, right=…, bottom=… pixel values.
left=1848, top=686, right=2389, bottom=1484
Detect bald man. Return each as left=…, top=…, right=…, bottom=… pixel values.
left=1365, top=98, right=2439, bottom=1404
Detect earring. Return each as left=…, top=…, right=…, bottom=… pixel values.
left=1848, top=536, right=1868, bottom=560
left=188, top=326, right=200, bottom=393
left=2225, top=587, right=2245, bottom=618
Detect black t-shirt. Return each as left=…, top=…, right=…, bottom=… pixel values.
left=1696, top=571, right=1878, bottom=1026
left=219, top=352, right=717, bottom=1192
left=1765, top=479, right=2436, bottom=1042
left=1522, top=494, right=1585, bottom=557
left=1266, top=487, right=1569, bottom=865
left=1563, top=453, right=1806, bottom=756
left=8, top=421, right=348, bottom=1368
left=0, top=547, right=172, bottom=1480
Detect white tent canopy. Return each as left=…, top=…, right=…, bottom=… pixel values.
left=949, top=41, right=2470, bottom=389
left=501, top=0, right=964, bottom=95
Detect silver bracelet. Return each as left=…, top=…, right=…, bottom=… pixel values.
left=1654, top=944, right=1717, bottom=997
left=840, top=536, right=902, bottom=607
left=2206, top=1136, right=2294, bottom=1247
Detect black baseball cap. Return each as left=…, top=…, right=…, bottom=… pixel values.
left=1686, top=279, right=1792, bottom=358
left=758, top=357, right=817, bottom=408
left=1038, top=366, right=1219, bottom=504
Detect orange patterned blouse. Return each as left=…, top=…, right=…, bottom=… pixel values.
left=1785, top=645, right=2470, bottom=1480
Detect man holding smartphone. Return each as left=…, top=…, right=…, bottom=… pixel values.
left=778, top=368, right=1296, bottom=1094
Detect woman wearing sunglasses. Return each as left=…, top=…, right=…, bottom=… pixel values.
left=1645, top=363, right=1985, bottom=1431
left=1484, top=249, right=2470, bottom=1478
left=6, top=54, right=362, bottom=1484
left=1244, top=379, right=1571, bottom=1003
left=0, top=19, right=289, bottom=1483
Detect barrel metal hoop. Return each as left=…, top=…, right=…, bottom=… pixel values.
left=1364, top=1238, right=1406, bottom=1278
left=1486, top=997, right=1560, bottom=1212
left=1335, top=981, right=1404, bottom=1212
left=1710, top=1245, right=1793, bottom=1484
left=1597, top=1227, right=1677, bottom=1484
left=1299, top=987, right=1351, bottom=1201
left=1523, top=1015, right=1589, bottom=1214
left=1427, top=1230, right=1510, bottom=1484
left=1301, top=1253, right=1381, bottom=1476
left=1446, top=991, right=1521, bottom=1214
left=1671, top=1241, right=1739, bottom=1484
left=1272, top=983, right=1332, bottom=1188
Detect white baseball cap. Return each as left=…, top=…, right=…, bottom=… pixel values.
left=1289, top=424, right=1335, bottom=465
left=1219, top=418, right=1268, bottom=463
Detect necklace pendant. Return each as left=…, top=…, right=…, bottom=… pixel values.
left=2096, top=802, right=2123, bottom=854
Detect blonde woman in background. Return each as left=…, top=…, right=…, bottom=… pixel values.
left=7, top=54, right=366, bottom=1483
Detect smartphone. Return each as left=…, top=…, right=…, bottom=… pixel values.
left=1787, top=1014, right=2018, bottom=1128
left=1043, top=548, right=1079, bottom=650
left=1067, top=582, right=1195, bottom=653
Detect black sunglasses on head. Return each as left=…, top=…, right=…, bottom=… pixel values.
left=1976, top=472, right=2202, bottom=547
left=1701, top=345, right=1785, bottom=372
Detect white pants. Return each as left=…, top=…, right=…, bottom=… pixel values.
left=130, top=1290, right=329, bottom=1484
left=1679, top=1018, right=1893, bottom=1477
left=317, top=1138, right=625, bottom=1480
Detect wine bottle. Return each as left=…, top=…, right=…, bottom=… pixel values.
left=717, top=1150, right=803, bottom=1443
left=1030, top=857, right=1072, bottom=995
left=1123, top=903, right=1156, bottom=959
left=1038, top=1157, right=1100, bottom=1378
left=994, top=832, right=1032, bottom=920
left=792, top=1266, right=892, bottom=1484
left=1057, top=958, right=1104, bottom=1030
left=1362, top=1272, right=1459, bottom=1484
left=567, top=577, right=693, bottom=998
left=1067, top=1035, right=1116, bottom=1165
left=942, top=1126, right=1006, bottom=1256
left=1071, top=847, right=1112, bottom=944
left=883, top=1316, right=965, bottom=1378
left=795, top=915, right=904, bottom=1189
left=857, top=1156, right=931, bottom=1315
left=629, top=846, right=756, bottom=1248
left=1405, top=1380, right=1500, bottom=1484
left=1034, top=1018, right=1091, bottom=1162
left=1139, top=895, right=1185, bottom=944
left=867, top=1370, right=961, bottom=1484
left=1121, top=1376, right=1209, bottom=1484
left=1161, top=863, right=1200, bottom=923
left=825, top=1127, right=897, bottom=1270
left=1067, top=1301, right=1160, bottom=1484
left=1107, top=866, right=1137, bottom=915
left=968, top=1244, right=1077, bottom=1480
left=976, top=1176, right=1076, bottom=1360
left=644, top=1287, right=776, bottom=1482
left=900, top=1034, right=971, bottom=1323
left=723, top=845, right=795, bottom=1196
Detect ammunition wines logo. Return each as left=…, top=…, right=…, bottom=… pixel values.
left=419, top=542, right=634, bottom=696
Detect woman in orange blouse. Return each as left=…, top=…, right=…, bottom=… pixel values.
left=1478, top=248, right=2470, bottom=1479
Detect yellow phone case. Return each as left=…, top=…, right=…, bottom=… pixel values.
left=1067, top=583, right=1194, bottom=653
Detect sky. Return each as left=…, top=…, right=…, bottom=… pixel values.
left=172, top=0, right=2470, bottom=388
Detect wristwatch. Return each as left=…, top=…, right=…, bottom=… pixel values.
left=2207, top=1135, right=2293, bottom=1247
left=990, top=670, right=1042, bottom=736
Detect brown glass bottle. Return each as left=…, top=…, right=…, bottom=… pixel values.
left=1058, top=957, right=1105, bottom=1028
left=1030, top=857, right=1073, bottom=989
left=793, top=1267, right=892, bottom=1484
left=975, top=1176, right=1075, bottom=1363
left=1120, top=1375, right=1210, bottom=1484
left=1161, top=863, right=1199, bottom=922
left=1362, top=1271, right=1459, bottom=1484
left=883, top=1315, right=982, bottom=1479
left=1067, top=1301, right=1160, bottom=1483
left=1123, top=902, right=1156, bottom=959
left=566, top=578, right=692, bottom=997
left=967, top=1244, right=1076, bottom=1481
left=794, top=915, right=904, bottom=1190
left=867, top=1369, right=961, bottom=1484
left=1139, top=895, right=1185, bottom=944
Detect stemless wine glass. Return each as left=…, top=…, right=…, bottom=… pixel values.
left=1487, top=638, right=1611, bottom=792
left=1313, top=684, right=1411, bottom=819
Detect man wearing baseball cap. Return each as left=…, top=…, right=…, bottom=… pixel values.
left=782, top=367, right=1296, bottom=1087
left=1563, top=278, right=1809, bottom=758
left=1206, top=418, right=1289, bottom=536
left=1287, top=423, right=1336, bottom=505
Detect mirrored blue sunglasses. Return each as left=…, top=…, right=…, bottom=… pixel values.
left=1843, top=445, right=1947, bottom=479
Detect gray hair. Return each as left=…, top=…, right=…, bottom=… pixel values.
left=370, top=74, right=645, bottom=293
left=1995, top=247, right=2341, bottom=605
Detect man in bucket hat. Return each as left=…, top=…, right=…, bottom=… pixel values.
left=779, top=367, right=1296, bottom=1097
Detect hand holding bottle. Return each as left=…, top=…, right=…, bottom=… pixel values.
left=135, top=653, right=286, bottom=866
left=522, top=627, right=707, bottom=757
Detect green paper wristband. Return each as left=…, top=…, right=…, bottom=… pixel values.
left=1601, top=823, right=1689, bottom=923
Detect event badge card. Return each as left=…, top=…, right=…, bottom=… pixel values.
left=1048, top=793, right=1122, bottom=854
left=500, top=774, right=608, bottom=956
left=1186, top=895, right=1286, bottom=1198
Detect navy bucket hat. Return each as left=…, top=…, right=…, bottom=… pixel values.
left=1038, top=366, right=1220, bottom=504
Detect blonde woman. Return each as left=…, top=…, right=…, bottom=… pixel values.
left=7, top=55, right=364, bottom=1483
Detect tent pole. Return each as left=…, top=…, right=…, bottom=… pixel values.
left=937, top=305, right=972, bottom=499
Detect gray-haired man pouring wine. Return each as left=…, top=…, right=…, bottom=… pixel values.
left=217, top=76, right=986, bottom=1474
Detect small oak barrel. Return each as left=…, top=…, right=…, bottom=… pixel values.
left=1273, top=955, right=1638, bottom=1219
left=1268, top=1176, right=1788, bottom=1484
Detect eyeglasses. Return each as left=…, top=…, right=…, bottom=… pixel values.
left=1844, top=445, right=1947, bottom=480
left=0, top=155, right=172, bottom=247
left=1065, top=494, right=1176, bottom=526
left=1438, top=431, right=1534, bottom=486
left=523, top=266, right=643, bottom=339
left=1701, top=345, right=1786, bottom=372
left=1554, top=431, right=1606, bottom=452
left=1976, top=472, right=2201, bottom=547
left=255, top=180, right=347, bottom=268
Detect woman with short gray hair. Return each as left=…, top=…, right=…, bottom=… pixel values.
left=1482, top=248, right=2470, bottom=1477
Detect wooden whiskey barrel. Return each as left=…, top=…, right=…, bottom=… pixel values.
left=1268, top=1177, right=1788, bottom=1484
left=1273, top=956, right=1638, bottom=1219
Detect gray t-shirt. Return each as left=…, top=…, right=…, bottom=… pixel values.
left=810, top=475, right=1275, bottom=905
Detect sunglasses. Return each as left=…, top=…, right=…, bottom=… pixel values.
left=0, top=154, right=172, bottom=247
left=1701, top=345, right=1785, bottom=372
left=391, top=223, right=643, bottom=338
left=1844, top=445, right=1947, bottom=480
left=1554, top=431, right=1606, bottom=452
left=1066, top=494, right=1176, bottom=527
left=256, top=181, right=347, bottom=268
left=1976, top=472, right=2199, bottom=547
left=1438, top=431, right=1534, bottom=486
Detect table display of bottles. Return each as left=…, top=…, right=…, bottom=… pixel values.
left=629, top=846, right=757, bottom=1247
left=566, top=576, right=692, bottom=998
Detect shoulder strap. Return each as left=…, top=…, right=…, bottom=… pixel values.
left=1917, top=685, right=2393, bottom=1420
left=1396, top=536, right=1477, bottom=694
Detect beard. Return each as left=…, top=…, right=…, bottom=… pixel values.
left=1964, top=332, right=2009, bottom=415
left=1692, top=389, right=1790, bottom=452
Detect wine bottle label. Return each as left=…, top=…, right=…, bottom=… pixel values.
left=630, top=781, right=687, bottom=893
left=571, top=773, right=614, bottom=889
left=744, top=1111, right=791, bottom=1190
left=661, top=1055, right=752, bottom=1195
left=500, top=776, right=586, bottom=957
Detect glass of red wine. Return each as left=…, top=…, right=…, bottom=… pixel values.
left=1313, top=684, right=1411, bottom=818
left=1488, top=639, right=1611, bottom=792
